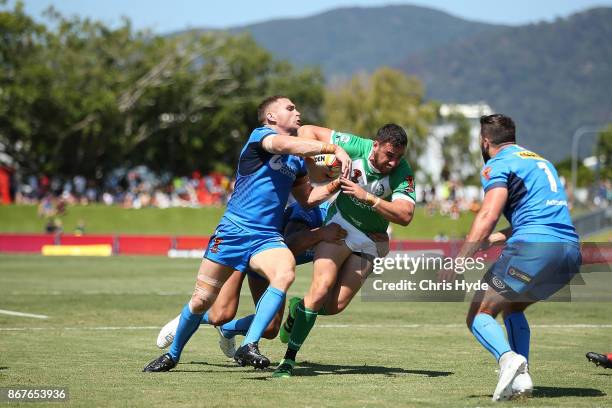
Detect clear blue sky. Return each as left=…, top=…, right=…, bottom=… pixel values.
left=21, top=0, right=612, bottom=33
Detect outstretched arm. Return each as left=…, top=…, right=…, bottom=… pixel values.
left=297, top=125, right=334, bottom=142
left=261, top=132, right=351, bottom=178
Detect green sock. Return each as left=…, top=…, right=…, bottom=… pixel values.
left=287, top=301, right=318, bottom=354
left=289, top=297, right=302, bottom=318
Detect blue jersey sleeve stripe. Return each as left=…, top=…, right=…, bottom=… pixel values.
left=250, top=128, right=277, bottom=143
left=484, top=182, right=507, bottom=192
left=257, top=132, right=276, bottom=147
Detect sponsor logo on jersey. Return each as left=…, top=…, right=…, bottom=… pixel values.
left=210, top=237, right=223, bottom=253
left=269, top=155, right=298, bottom=179
left=482, top=167, right=492, bottom=180
left=335, top=133, right=350, bottom=143
left=269, top=155, right=284, bottom=170
left=508, top=267, right=531, bottom=283
left=404, top=175, right=415, bottom=193
left=491, top=276, right=506, bottom=290
left=515, top=151, right=544, bottom=160
left=374, top=184, right=385, bottom=196
left=546, top=199, right=568, bottom=206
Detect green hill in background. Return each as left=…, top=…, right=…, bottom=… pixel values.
left=226, top=5, right=503, bottom=79
left=177, top=5, right=611, bottom=162
left=400, top=7, right=612, bottom=162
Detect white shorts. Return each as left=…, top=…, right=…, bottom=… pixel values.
left=327, top=211, right=389, bottom=258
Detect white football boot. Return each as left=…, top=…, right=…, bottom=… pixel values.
left=492, top=351, right=528, bottom=401
left=216, top=326, right=236, bottom=359
left=156, top=315, right=180, bottom=349
left=511, top=363, right=533, bottom=399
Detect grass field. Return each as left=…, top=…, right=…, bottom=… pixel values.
left=0, top=254, right=610, bottom=407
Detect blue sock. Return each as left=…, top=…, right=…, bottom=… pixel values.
left=201, top=311, right=210, bottom=325
left=219, top=314, right=255, bottom=338
left=242, top=286, right=285, bottom=346
left=471, top=313, right=512, bottom=362
left=504, top=312, right=530, bottom=361
left=168, top=303, right=203, bottom=362
left=200, top=310, right=254, bottom=338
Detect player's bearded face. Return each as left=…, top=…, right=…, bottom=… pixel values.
left=372, top=141, right=405, bottom=174
left=480, top=137, right=491, bottom=163
left=270, top=98, right=301, bottom=135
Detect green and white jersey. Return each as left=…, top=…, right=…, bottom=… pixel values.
left=327, top=130, right=416, bottom=233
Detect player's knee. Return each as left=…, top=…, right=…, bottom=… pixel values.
left=270, top=268, right=295, bottom=291
left=310, top=281, right=333, bottom=303
left=190, top=285, right=219, bottom=314
left=189, top=295, right=207, bottom=314
left=466, top=307, right=496, bottom=330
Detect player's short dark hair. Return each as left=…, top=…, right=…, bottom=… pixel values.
left=257, top=95, right=289, bottom=124
left=480, top=114, right=516, bottom=145
left=375, top=124, right=408, bottom=148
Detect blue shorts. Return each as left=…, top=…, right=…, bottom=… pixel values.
left=484, top=241, right=582, bottom=301
left=204, top=218, right=287, bottom=275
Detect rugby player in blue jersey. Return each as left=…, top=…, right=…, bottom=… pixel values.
left=155, top=201, right=343, bottom=358
left=440, top=114, right=581, bottom=401
left=143, top=96, right=351, bottom=371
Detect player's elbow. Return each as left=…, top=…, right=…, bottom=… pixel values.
left=396, top=209, right=414, bottom=226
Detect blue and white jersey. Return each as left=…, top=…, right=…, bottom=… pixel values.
left=224, top=127, right=308, bottom=233
left=480, top=145, right=578, bottom=243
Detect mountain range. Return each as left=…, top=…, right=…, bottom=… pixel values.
left=178, top=5, right=612, bottom=161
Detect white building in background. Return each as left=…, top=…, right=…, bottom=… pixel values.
left=414, top=102, right=493, bottom=203
left=418, top=102, right=493, bottom=184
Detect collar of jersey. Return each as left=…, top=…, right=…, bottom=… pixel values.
left=367, top=146, right=382, bottom=173
left=496, top=143, right=517, bottom=157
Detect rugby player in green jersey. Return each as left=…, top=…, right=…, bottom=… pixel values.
left=273, top=124, right=416, bottom=377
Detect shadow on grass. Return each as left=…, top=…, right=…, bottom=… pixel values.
left=0, top=367, right=7, bottom=371
left=244, top=361, right=453, bottom=379
left=469, top=386, right=606, bottom=399
left=532, top=386, right=606, bottom=398
left=294, top=361, right=453, bottom=377
left=171, top=361, right=242, bottom=373
left=172, top=360, right=454, bottom=378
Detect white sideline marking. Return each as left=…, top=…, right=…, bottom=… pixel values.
left=1, top=323, right=612, bottom=332
left=0, top=309, right=49, bottom=319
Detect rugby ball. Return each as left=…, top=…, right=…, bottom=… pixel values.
left=305, top=154, right=341, bottom=182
